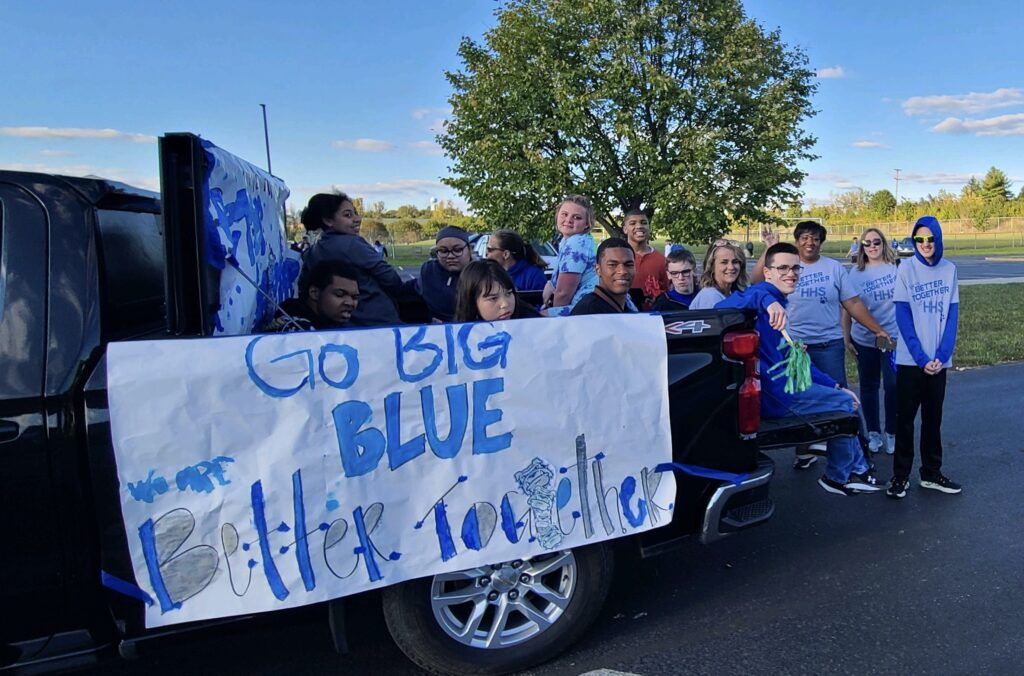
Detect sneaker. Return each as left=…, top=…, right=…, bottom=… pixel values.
left=819, top=475, right=858, bottom=496
left=809, top=441, right=828, bottom=453
left=885, top=433, right=896, bottom=455
left=867, top=431, right=884, bottom=454
left=846, top=470, right=885, bottom=492
left=920, top=474, right=962, bottom=494
left=886, top=477, right=909, bottom=499
left=794, top=454, right=818, bottom=470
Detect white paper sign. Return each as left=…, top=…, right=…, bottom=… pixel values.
left=107, top=314, right=675, bottom=627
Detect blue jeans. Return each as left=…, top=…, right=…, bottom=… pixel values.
left=806, top=339, right=847, bottom=387
left=785, top=384, right=869, bottom=483
left=855, top=342, right=897, bottom=435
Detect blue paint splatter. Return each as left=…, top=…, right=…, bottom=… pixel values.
left=247, top=559, right=258, bottom=569
left=126, top=471, right=170, bottom=504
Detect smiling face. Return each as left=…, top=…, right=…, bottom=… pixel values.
left=596, top=246, right=635, bottom=296
left=796, top=230, right=822, bottom=262
left=324, top=200, right=361, bottom=236
left=476, top=281, right=517, bottom=321
left=862, top=229, right=886, bottom=262
left=711, top=246, right=742, bottom=291
left=915, top=225, right=935, bottom=261
left=667, top=260, right=695, bottom=294
left=764, top=252, right=801, bottom=295
left=309, top=275, right=359, bottom=325
left=624, top=214, right=650, bottom=247
left=556, top=201, right=590, bottom=238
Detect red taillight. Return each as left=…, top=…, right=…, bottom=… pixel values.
left=723, top=330, right=760, bottom=436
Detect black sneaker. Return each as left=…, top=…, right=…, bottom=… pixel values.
left=886, top=477, right=909, bottom=499
left=920, top=474, right=962, bottom=494
left=846, top=470, right=884, bottom=492
left=818, top=475, right=858, bottom=496
left=794, top=454, right=818, bottom=470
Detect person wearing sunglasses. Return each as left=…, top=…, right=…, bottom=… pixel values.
left=887, top=216, right=961, bottom=499
left=407, top=226, right=474, bottom=323
left=753, top=221, right=891, bottom=470
left=485, top=229, right=548, bottom=291
left=842, top=229, right=899, bottom=456
left=718, top=243, right=882, bottom=496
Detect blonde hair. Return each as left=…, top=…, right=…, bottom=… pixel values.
left=700, top=242, right=749, bottom=294
left=855, top=228, right=896, bottom=270
left=558, top=194, right=594, bottom=232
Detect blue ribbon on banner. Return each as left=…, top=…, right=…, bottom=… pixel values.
left=655, top=462, right=750, bottom=486
left=101, top=570, right=155, bottom=607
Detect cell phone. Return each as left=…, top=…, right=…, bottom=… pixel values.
left=875, top=336, right=897, bottom=352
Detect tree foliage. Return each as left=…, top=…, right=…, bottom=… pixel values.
left=440, top=0, right=817, bottom=242
left=980, top=166, right=1012, bottom=202
left=868, top=189, right=896, bottom=215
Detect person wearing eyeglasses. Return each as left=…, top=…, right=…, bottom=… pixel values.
left=718, top=242, right=882, bottom=496
left=842, top=229, right=899, bottom=456
left=406, top=226, right=474, bottom=323
left=484, top=229, right=548, bottom=291
left=886, top=216, right=961, bottom=499
left=753, top=221, right=891, bottom=470
left=652, top=248, right=698, bottom=311
left=689, top=240, right=748, bottom=309
left=299, top=193, right=405, bottom=327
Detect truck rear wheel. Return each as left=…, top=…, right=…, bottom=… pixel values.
left=381, top=543, right=613, bottom=675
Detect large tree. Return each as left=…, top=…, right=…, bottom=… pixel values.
left=980, top=166, right=1012, bottom=203
left=440, top=0, right=817, bottom=241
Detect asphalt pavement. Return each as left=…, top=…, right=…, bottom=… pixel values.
left=74, top=362, right=1024, bottom=675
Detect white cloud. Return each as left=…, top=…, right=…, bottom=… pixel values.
left=852, top=140, right=888, bottom=149
left=335, top=178, right=446, bottom=196
left=332, top=138, right=396, bottom=152
left=0, top=126, right=155, bottom=143
left=902, top=88, right=1024, bottom=116
left=409, top=140, right=444, bottom=156
left=0, top=161, right=159, bottom=190
left=411, top=107, right=434, bottom=120
left=816, top=65, right=846, bottom=79
left=40, top=149, right=76, bottom=157
left=900, top=171, right=977, bottom=185
left=930, top=113, right=1024, bottom=137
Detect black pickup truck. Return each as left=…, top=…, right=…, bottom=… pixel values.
left=0, top=167, right=856, bottom=675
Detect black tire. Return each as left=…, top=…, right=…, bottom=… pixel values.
left=381, top=543, right=614, bottom=675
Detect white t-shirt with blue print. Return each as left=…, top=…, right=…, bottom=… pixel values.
left=893, top=256, right=959, bottom=367
left=847, top=263, right=899, bottom=347
left=548, top=232, right=598, bottom=317
left=787, top=256, right=858, bottom=343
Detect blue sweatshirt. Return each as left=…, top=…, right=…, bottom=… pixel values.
left=893, top=216, right=959, bottom=368
left=410, top=259, right=460, bottom=323
left=507, top=258, right=547, bottom=291
left=717, top=282, right=838, bottom=418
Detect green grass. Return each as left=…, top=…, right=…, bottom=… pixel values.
left=844, top=283, right=1024, bottom=383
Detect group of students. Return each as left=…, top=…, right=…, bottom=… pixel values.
left=270, top=192, right=961, bottom=501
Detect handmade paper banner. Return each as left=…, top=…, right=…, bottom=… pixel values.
left=106, top=314, right=675, bottom=627
left=201, top=140, right=299, bottom=335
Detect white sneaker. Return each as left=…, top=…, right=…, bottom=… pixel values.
left=885, top=433, right=896, bottom=455
left=809, top=441, right=827, bottom=452
left=867, top=431, right=884, bottom=454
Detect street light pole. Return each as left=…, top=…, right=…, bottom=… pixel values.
left=260, top=103, right=273, bottom=175
left=894, top=168, right=901, bottom=208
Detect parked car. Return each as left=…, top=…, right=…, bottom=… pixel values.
left=469, top=233, right=558, bottom=278
left=1, top=159, right=856, bottom=674
left=895, top=236, right=916, bottom=257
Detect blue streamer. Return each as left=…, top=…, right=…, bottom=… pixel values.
left=101, top=570, right=154, bottom=607
left=655, top=462, right=750, bottom=486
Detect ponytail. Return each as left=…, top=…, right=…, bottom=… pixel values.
left=493, top=230, right=547, bottom=270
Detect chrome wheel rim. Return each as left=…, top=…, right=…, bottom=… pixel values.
left=429, top=550, right=577, bottom=649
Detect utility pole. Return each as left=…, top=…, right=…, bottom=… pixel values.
left=894, top=168, right=902, bottom=208
left=260, top=104, right=273, bottom=175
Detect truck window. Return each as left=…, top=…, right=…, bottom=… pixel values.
left=95, top=209, right=165, bottom=337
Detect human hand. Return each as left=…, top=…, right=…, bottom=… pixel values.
left=761, top=225, right=779, bottom=247
left=542, top=282, right=554, bottom=305
left=845, top=340, right=858, bottom=357
left=875, top=328, right=892, bottom=342
left=841, top=387, right=861, bottom=410
left=766, top=301, right=787, bottom=331
left=924, top=359, right=943, bottom=375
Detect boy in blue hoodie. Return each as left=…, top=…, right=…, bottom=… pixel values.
left=887, top=216, right=961, bottom=498
left=718, top=243, right=883, bottom=496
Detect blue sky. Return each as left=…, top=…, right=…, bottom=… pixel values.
left=1, top=0, right=1021, bottom=211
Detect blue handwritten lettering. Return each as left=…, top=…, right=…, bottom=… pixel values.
left=472, top=377, right=512, bottom=455
left=385, top=392, right=426, bottom=470
left=127, top=470, right=170, bottom=504
left=394, top=326, right=443, bottom=383
left=175, top=456, right=235, bottom=494
left=333, top=400, right=386, bottom=478
left=420, top=384, right=469, bottom=459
